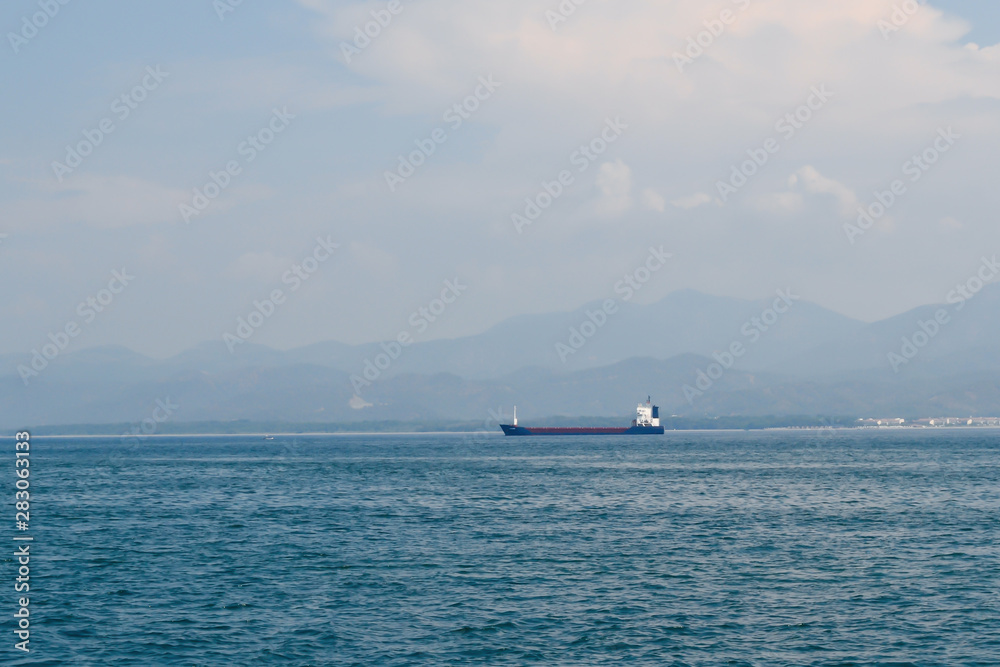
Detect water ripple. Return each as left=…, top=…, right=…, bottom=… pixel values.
left=17, top=430, right=1000, bottom=665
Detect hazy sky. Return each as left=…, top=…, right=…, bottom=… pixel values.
left=2, top=0, right=999, bottom=358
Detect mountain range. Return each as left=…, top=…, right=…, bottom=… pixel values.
left=3, top=285, right=999, bottom=429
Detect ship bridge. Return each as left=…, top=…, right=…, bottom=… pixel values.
left=634, top=398, right=660, bottom=427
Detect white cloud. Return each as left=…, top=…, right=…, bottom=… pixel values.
left=168, top=58, right=384, bottom=114
left=594, top=159, right=633, bottom=216
left=671, top=192, right=712, bottom=210
left=788, top=166, right=858, bottom=216
left=641, top=189, right=666, bottom=212
left=0, top=173, right=275, bottom=231
left=349, top=241, right=399, bottom=277
left=0, top=174, right=187, bottom=230
left=8, top=0, right=1000, bottom=354
left=753, top=166, right=858, bottom=218
left=349, top=395, right=373, bottom=409
left=226, top=251, right=292, bottom=282
left=754, top=192, right=805, bottom=215
left=295, top=0, right=1000, bottom=121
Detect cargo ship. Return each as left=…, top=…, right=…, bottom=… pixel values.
left=499, top=398, right=664, bottom=436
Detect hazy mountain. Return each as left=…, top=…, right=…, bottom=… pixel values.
left=204, top=288, right=867, bottom=379
left=5, top=351, right=1000, bottom=429
left=4, top=286, right=1000, bottom=429
left=776, top=283, right=1000, bottom=378
left=4, top=288, right=863, bottom=384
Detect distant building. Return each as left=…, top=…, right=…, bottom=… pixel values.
left=857, top=418, right=905, bottom=428
left=912, top=417, right=1000, bottom=427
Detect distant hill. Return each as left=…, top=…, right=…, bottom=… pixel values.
left=776, top=284, right=1000, bottom=378
left=3, top=286, right=1000, bottom=428
left=279, top=288, right=866, bottom=378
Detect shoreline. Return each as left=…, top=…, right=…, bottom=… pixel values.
left=14, top=425, right=1000, bottom=438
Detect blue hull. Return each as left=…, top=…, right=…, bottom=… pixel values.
left=500, top=425, right=664, bottom=436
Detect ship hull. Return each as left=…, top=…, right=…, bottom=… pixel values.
left=500, top=424, right=664, bottom=436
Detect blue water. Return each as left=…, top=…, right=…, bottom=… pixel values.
left=13, top=430, right=1000, bottom=665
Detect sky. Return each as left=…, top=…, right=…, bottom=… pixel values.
left=2, top=0, right=999, bottom=359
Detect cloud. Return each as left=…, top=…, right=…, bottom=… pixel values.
left=349, top=241, right=399, bottom=277
left=0, top=174, right=188, bottom=230
left=8, top=0, right=1000, bottom=355
left=0, top=172, right=275, bottom=231
left=671, top=192, right=712, bottom=210
left=754, top=192, right=805, bottom=215
left=295, top=0, right=999, bottom=121
left=226, top=252, right=292, bottom=282
left=168, top=57, right=384, bottom=114
left=752, top=166, right=858, bottom=217
left=789, top=166, right=858, bottom=216
left=594, top=159, right=633, bottom=216
left=641, top=189, right=666, bottom=212
left=349, top=395, right=373, bottom=410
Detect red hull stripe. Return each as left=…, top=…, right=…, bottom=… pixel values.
left=516, top=427, right=628, bottom=434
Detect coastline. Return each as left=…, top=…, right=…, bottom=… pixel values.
left=13, top=424, right=1000, bottom=438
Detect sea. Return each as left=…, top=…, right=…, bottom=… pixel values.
left=12, top=429, right=1000, bottom=666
